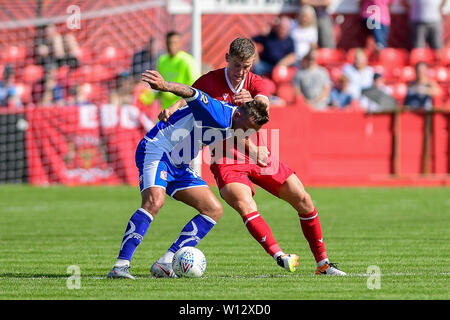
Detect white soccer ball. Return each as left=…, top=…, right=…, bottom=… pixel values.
left=172, top=246, right=206, bottom=278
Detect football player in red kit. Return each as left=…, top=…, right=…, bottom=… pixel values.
left=151, top=37, right=346, bottom=277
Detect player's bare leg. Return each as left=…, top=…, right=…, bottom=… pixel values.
left=219, top=182, right=299, bottom=272
left=278, top=174, right=346, bottom=275
left=151, top=186, right=222, bottom=278
left=108, top=187, right=165, bottom=279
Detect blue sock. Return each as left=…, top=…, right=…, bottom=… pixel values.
left=169, top=214, right=216, bottom=253
left=118, top=208, right=153, bottom=261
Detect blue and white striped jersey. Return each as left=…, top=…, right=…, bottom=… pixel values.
left=143, top=88, right=236, bottom=166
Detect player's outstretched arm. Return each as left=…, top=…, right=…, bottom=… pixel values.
left=141, top=70, right=195, bottom=99
left=158, top=98, right=187, bottom=122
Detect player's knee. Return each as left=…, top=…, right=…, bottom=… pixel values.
left=141, top=191, right=165, bottom=217
left=231, top=199, right=257, bottom=217
left=296, top=190, right=314, bottom=214
left=206, top=201, right=223, bottom=222
left=202, top=201, right=223, bottom=222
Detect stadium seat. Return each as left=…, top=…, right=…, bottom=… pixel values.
left=441, top=47, right=450, bottom=67
left=346, top=47, right=371, bottom=64
left=428, top=66, right=450, bottom=83
left=316, top=48, right=346, bottom=67
left=22, top=65, right=44, bottom=83
left=73, top=64, right=113, bottom=83
left=276, top=83, right=295, bottom=104
left=409, top=48, right=437, bottom=66
left=271, top=66, right=296, bottom=84
left=378, top=48, right=409, bottom=69
left=397, top=65, right=416, bottom=83
left=2, top=46, right=26, bottom=64
left=78, top=47, right=94, bottom=65
left=15, top=83, right=32, bottom=104
left=329, top=67, right=343, bottom=84
left=79, top=83, right=108, bottom=104
left=391, top=82, right=408, bottom=102
left=98, top=46, right=126, bottom=64
left=372, top=64, right=396, bottom=83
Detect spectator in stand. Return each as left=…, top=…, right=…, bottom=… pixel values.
left=342, top=48, right=374, bottom=100
left=40, top=66, right=65, bottom=107
left=252, top=16, right=297, bottom=77
left=109, top=72, right=135, bottom=106
left=330, top=74, right=353, bottom=108
left=0, top=66, right=22, bottom=108
left=290, top=5, right=319, bottom=64
left=131, top=37, right=160, bottom=78
left=402, top=0, right=447, bottom=49
left=299, top=0, right=336, bottom=48
left=157, top=31, right=200, bottom=110
left=360, top=0, right=394, bottom=52
left=360, top=73, right=397, bottom=112
left=35, top=24, right=81, bottom=73
left=293, top=48, right=331, bottom=110
left=404, top=62, right=442, bottom=110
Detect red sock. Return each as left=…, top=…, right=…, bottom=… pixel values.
left=299, top=208, right=328, bottom=263
left=242, top=211, right=281, bottom=257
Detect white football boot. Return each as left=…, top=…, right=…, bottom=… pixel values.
left=315, top=262, right=347, bottom=276
left=150, top=261, right=178, bottom=278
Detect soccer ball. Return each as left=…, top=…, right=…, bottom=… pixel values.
left=172, top=247, right=207, bottom=278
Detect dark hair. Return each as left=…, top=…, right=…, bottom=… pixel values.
left=229, top=37, right=256, bottom=61
left=166, top=31, right=180, bottom=40
left=240, top=99, right=269, bottom=126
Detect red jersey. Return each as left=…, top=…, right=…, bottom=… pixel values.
left=192, top=68, right=270, bottom=164
left=192, top=68, right=270, bottom=104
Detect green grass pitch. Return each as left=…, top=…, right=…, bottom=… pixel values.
left=0, top=185, right=449, bottom=300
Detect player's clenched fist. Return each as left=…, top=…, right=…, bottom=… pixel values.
left=142, top=70, right=166, bottom=91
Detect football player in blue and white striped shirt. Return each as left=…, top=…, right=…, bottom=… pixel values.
left=107, top=70, right=269, bottom=279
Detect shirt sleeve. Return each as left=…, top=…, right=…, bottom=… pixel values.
left=185, top=88, right=235, bottom=129
left=192, top=73, right=210, bottom=91
left=249, top=73, right=271, bottom=100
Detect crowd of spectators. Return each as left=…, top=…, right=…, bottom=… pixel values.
left=0, top=0, right=448, bottom=115
left=252, top=0, right=449, bottom=111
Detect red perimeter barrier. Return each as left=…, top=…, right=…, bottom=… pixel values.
left=200, top=104, right=450, bottom=187
left=5, top=103, right=448, bottom=187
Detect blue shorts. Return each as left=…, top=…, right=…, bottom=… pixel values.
left=135, top=137, right=207, bottom=198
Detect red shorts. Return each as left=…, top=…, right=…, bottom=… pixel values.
left=210, top=157, right=294, bottom=197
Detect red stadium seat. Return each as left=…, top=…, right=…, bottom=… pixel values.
left=398, top=65, right=416, bottom=83
left=329, top=67, right=343, bottom=84
left=2, top=46, right=26, bottom=64
left=378, top=48, right=409, bottom=68
left=391, top=82, right=408, bottom=102
left=98, top=46, right=126, bottom=64
left=441, top=47, right=450, bottom=67
left=23, top=65, right=44, bottom=83
left=15, top=83, right=32, bottom=104
left=428, top=66, right=450, bottom=83
left=78, top=47, right=94, bottom=65
left=409, top=48, right=437, bottom=66
left=276, top=83, right=295, bottom=104
left=79, top=83, right=108, bottom=103
left=73, top=64, right=113, bottom=83
left=346, top=48, right=371, bottom=64
left=316, top=48, right=346, bottom=67
left=271, top=66, right=296, bottom=84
